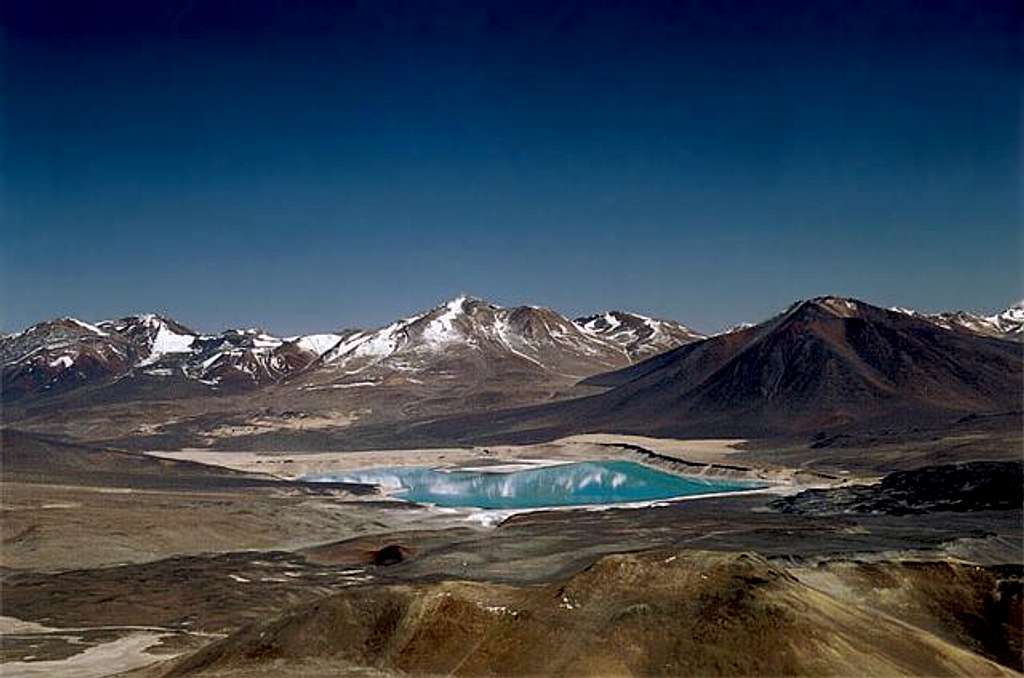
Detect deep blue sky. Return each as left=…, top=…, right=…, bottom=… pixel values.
left=3, top=1, right=1021, bottom=335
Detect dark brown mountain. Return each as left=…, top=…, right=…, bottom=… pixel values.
left=401, top=296, right=1022, bottom=443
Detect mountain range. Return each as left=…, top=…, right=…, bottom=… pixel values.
left=0, top=296, right=703, bottom=404
left=890, top=303, right=1023, bottom=341
left=2, top=295, right=1019, bottom=449
left=294, top=295, right=1022, bottom=449
left=0, top=314, right=328, bottom=401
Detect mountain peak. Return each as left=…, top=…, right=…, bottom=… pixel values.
left=573, top=310, right=704, bottom=360
left=802, top=296, right=867, bottom=317
left=306, top=296, right=707, bottom=387
left=442, top=293, right=470, bottom=309
left=98, top=312, right=197, bottom=338
left=993, top=300, right=1024, bottom=319
left=440, top=293, right=489, bottom=309
left=775, top=296, right=879, bottom=323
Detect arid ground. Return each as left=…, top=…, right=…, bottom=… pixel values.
left=1, top=427, right=1020, bottom=677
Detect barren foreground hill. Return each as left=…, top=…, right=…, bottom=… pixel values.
left=163, top=550, right=1020, bottom=677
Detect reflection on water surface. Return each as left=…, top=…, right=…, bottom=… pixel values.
left=306, top=460, right=763, bottom=509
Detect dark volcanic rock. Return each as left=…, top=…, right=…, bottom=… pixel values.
left=371, top=544, right=410, bottom=566
left=771, top=462, right=1024, bottom=516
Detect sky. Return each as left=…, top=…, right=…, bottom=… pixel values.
left=3, top=0, right=1021, bottom=335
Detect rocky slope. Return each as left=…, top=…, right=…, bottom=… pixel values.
left=771, top=461, right=1024, bottom=515
left=162, top=549, right=1018, bottom=677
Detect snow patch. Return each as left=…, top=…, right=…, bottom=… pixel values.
left=295, top=333, right=343, bottom=356
left=66, top=318, right=109, bottom=336
left=140, top=323, right=196, bottom=366
left=49, top=355, right=74, bottom=369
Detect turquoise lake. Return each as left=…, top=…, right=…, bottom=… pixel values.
left=306, top=460, right=764, bottom=509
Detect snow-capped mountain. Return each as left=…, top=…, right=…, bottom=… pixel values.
left=96, top=314, right=199, bottom=365
left=990, top=302, right=1024, bottom=338
left=91, top=314, right=350, bottom=385
left=0, top=314, right=353, bottom=401
left=0, top=318, right=138, bottom=401
left=308, top=295, right=648, bottom=387
left=573, top=311, right=704, bottom=360
left=890, top=302, right=1023, bottom=342
left=187, top=328, right=363, bottom=386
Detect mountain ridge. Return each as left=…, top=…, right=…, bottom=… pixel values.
left=890, top=301, right=1023, bottom=341
left=1, top=295, right=705, bottom=403
left=4, top=295, right=1020, bottom=449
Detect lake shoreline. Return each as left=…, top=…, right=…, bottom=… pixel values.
left=146, top=434, right=854, bottom=489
